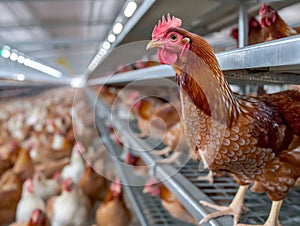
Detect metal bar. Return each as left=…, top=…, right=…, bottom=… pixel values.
left=238, top=2, right=248, bottom=48
left=217, top=35, right=300, bottom=70
left=86, top=36, right=300, bottom=86
left=87, top=65, right=175, bottom=86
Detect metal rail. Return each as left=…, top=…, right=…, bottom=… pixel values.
left=87, top=35, right=300, bottom=86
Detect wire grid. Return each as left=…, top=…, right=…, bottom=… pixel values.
left=180, top=160, right=300, bottom=226
left=131, top=186, right=196, bottom=226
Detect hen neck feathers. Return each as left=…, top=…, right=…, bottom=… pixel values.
left=174, top=37, right=239, bottom=127
left=263, top=13, right=297, bottom=40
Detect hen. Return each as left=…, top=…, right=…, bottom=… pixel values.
left=9, top=209, right=50, bottom=226
left=61, top=142, right=85, bottom=184
left=0, top=171, right=23, bottom=226
left=144, top=178, right=198, bottom=225
left=32, top=171, right=61, bottom=201
left=79, top=161, right=109, bottom=203
left=16, top=179, right=45, bottom=222
left=231, top=16, right=263, bottom=46
left=0, top=153, right=12, bottom=177
left=125, top=151, right=149, bottom=177
left=12, top=146, right=34, bottom=182
left=147, top=14, right=300, bottom=226
left=95, top=179, right=131, bottom=226
left=130, top=94, right=180, bottom=139
left=259, top=3, right=300, bottom=41
left=46, top=178, right=91, bottom=226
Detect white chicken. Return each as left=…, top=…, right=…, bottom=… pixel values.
left=32, top=171, right=61, bottom=201
left=16, top=179, right=45, bottom=222
left=61, top=142, right=85, bottom=184
left=46, top=178, right=90, bottom=226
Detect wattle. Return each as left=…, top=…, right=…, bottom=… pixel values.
left=157, top=48, right=177, bottom=65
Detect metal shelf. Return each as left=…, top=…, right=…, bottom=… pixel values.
left=85, top=88, right=300, bottom=226
left=87, top=36, right=300, bottom=86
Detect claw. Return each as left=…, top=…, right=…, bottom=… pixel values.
left=197, top=170, right=214, bottom=184
left=199, top=185, right=249, bottom=225
left=151, top=147, right=171, bottom=156
left=156, top=152, right=182, bottom=165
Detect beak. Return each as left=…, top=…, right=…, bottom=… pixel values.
left=146, top=40, right=163, bottom=50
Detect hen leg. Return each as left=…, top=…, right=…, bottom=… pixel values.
left=151, top=147, right=171, bottom=156
left=197, top=170, right=214, bottom=184
left=237, top=200, right=282, bottom=226
left=133, top=132, right=149, bottom=138
left=200, top=185, right=249, bottom=225
left=156, top=151, right=182, bottom=165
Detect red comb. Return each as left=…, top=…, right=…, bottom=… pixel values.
left=259, top=3, right=267, bottom=14
left=152, top=13, right=182, bottom=40
left=110, top=178, right=122, bottom=196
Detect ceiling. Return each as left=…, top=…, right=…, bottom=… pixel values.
left=0, top=0, right=299, bottom=83
left=0, top=0, right=143, bottom=79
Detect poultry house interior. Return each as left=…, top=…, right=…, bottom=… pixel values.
left=0, top=0, right=300, bottom=226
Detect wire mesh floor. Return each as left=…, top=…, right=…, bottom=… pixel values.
left=180, top=160, right=300, bottom=226
left=131, top=186, right=195, bottom=226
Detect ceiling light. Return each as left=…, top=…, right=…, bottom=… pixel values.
left=14, top=73, right=25, bottom=81
left=10, top=51, right=18, bottom=61
left=113, top=22, right=123, bottom=34
left=99, top=49, right=107, bottom=55
left=70, top=78, right=84, bottom=88
left=24, top=58, right=62, bottom=78
left=1, top=47, right=11, bottom=59
left=31, top=62, right=62, bottom=78
left=108, top=34, right=116, bottom=43
left=124, top=1, right=137, bottom=18
left=24, top=58, right=31, bottom=66
left=103, top=41, right=111, bottom=50
left=17, top=55, right=25, bottom=64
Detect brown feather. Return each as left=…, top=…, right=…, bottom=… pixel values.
left=163, top=27, right=300, bottom=201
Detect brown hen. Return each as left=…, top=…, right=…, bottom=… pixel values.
left=259, top=3, right=300, bottom=41
left=130, top=93, right=180, bottom=139
left=9, top=209, right=50, bottom=226
left=79, top=162, right=110, bottom=204
left=231, top=16, right=263, bottom=46
left=0, top=170, right=23, bottom=226
left=147, top=14, right=300, bottom=226
left=95, top=179, right=131, bottom=226
left=144, top=178, right=198, bottom=225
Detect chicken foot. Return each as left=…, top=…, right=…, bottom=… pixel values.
left=237, top=200, right=282, bottom=226
left=197, top=170, right=214, bottom=184
left=133, top=132, right=149, bottom=138
left=151, top=147, right=171, bottom=156
left=156, top=151, right=182, bottom=165
left=199, top=185, right=249, bottom=226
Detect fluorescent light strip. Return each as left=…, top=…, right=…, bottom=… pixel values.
left=124, top=1, right=137, bottom=18
left=113, top=22, right=123, bottom=34
left=1, top=45, right=62, bottom=78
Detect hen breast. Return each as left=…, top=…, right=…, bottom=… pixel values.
left=181, top=88, right=300, bottom=201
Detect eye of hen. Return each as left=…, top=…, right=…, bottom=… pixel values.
left=169, top=33, right=178, bottom=41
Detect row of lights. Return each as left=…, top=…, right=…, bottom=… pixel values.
left=88, top=0, right=137, bottom=72
left=0, top=46, right=62, bottom=78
